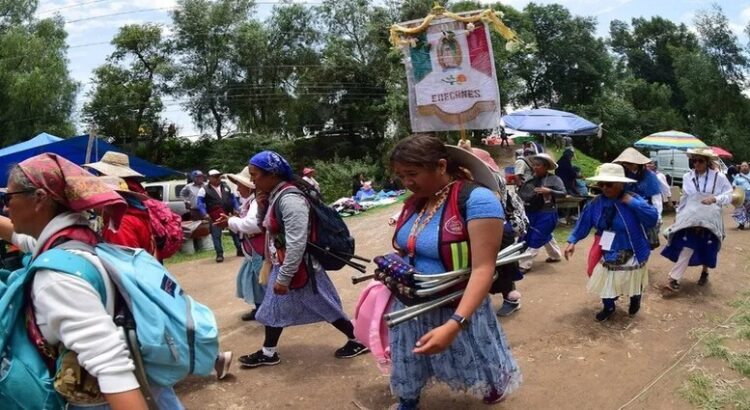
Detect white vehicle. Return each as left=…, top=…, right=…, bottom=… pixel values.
left=143, top=177, right=239, bottom=218
left=649, top=149, right=727, bottom=185
left=143, top=179, right=189, bottom=217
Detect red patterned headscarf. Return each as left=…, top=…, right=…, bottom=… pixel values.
left=16, top=153, right=127, bottom=228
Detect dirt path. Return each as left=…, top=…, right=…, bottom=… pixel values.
left=171, top=203, right=750, bottom=410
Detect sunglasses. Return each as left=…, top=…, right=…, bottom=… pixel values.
left=597, top=182, right=615, bottom=188
left=3, top=188, right=35, bottom=199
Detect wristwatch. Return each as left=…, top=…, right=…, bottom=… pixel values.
left=449, top=313, right=470, bottom=330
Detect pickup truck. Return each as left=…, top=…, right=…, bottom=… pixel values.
left=143, top=179, right=189, bottom=218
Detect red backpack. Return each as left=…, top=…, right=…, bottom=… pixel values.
left=142, top=198, right=184, bottom=259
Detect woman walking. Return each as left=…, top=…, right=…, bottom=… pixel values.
left=518, top=153, right=566, bottom=272
left=661, top=148, right=732, bottom=292
left=564, top=163, right=658, bottom=321
left=388, top=135, right=521, bottom=409
left=238, top=151, right=368, bottom=368
left=223, top=166, right=266, bottom=321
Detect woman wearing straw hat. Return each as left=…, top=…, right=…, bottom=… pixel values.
left=661, top=147, right=732, bottom=293
left=517, top=153, right=566, bottom=272
left=564, top=164, right=659, bottom=321
left=221, top=167, right=266, bottom=321
left=386, top=135, right=520, bottom=409
left=612, top=148, right=665, bottom=221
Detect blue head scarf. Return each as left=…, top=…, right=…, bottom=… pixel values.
left=249, top=151, right=293, bottom=181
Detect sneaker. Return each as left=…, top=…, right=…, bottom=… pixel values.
left=739, top=224, right=745, bottom=230
left=496, top=300, right=521, bottom=317
left=216, top=255, right=224, bottom=263
left=334, top=340, right=369, bottom=359
left=698, top=271, right=709, bottom=286
left=595, top=308, right=615, bottom=322
left=238, top=350, right=280, bottom=368
left=483, top=388, right=505, bottom=405
left=241, top=309, right=257, bottom=321
left=668, top=278, right=680, bottom=291
left=214, top=351, right=232, bottom=380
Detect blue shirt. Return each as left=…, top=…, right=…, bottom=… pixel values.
left=395, top=187, right=503, bottom=274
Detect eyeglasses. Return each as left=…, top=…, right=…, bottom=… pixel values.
left=597, top=182, right=615, bottom=188
left=3, top=189, right=35, bottom=200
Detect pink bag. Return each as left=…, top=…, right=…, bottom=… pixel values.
left=353, top=281, right=393, bottom=374
left=587, top=235, right=602, bottom=277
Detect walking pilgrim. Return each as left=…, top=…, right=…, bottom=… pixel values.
left=661, top=148, right=732, bottom=293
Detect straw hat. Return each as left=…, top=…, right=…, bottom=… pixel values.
left=612, top=148, right=651, bottom=165
left=528, top=153, right=558, bottom=170
left=687, top=147, right=719, bottom=160
left=586, top=163, right=637, bottom=183
left=84, top=151, right=143, bottom=178
left=446, top=145, right=497, bottom=189
left=97, top=175, right=149, bottom=200
left=226, top=166, right=254, bottom=190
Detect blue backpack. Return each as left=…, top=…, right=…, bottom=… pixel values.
left=0, top=242, right=219, bottom=409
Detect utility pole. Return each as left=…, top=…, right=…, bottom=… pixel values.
left=85, top=124, right=97, bottom=164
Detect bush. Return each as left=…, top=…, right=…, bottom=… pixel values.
left=311, top=156, right=381, bottom=202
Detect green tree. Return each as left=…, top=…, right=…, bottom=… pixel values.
left=0, top=16, right=77, bottom=144
left=694, top=4, right=747, bottom=84
left=507, top=3, right=610, bottom=108
left=83, top=24, right=172, bottom=151
left=171, top=0, right=255, bottom=139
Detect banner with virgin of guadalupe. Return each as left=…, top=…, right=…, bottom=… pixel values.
left=396, top=15, right=503, bottom=132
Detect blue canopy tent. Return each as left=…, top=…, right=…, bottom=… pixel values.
left=0, top=132, right=62, bottom=157
left=0, top=134, right=182, bottom=186
left=501, top=108, right=599, bottom=135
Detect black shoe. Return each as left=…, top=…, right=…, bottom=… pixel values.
left=236, top=250, right=244, bottom=257
left=628, top=298, right=641, bottom=316
left=698, top=271, right=709, bottom=286
left=668, top=279, right=680, bottom=291
left=595, top=308, right=615, bottom=322
left=216, top=255, right=224, bottom=263
left=334, top=341, right=369, bottom=358
left=238, top=350, right=280, bottom=368
left=241, top=309, right=257, bottom=321
left=739, top=224, right=745, bottom=230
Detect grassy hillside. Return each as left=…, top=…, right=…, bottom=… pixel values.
left=547, top=146, right=602, bottom=178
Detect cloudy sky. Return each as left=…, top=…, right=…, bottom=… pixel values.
left=37, top=0, right=750, bottom=137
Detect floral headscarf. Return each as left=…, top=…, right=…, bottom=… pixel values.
left=249, top=151, right=293, bottom=181
left=16, top=153, right=127, bottom=228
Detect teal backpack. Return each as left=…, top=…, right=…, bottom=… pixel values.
left=0, top=251, right=98, bottom=409
left=0, top=242, right=219, bottom=409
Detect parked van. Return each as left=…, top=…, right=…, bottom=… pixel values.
left=649, top=149, right=728, bottom=185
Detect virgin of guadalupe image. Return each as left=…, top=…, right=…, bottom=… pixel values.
left=437, top=33, right=462, bottom=70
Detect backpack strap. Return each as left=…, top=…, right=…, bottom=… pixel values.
left=29, top=247, right=106, bottom=305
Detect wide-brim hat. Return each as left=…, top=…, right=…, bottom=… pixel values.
left=302, top=167, right=315, bottom=176
left=586, top=163, right=637, bottom=183
left=227, top=166, right=254, bottom=189
left=613, top=148, right=651, bottom=165
left=446, top=145, right=497, bottom=190
left=470, top=148, right=500, bottom=172
left=84, top=151, right=143, bottom=178
left=528, top=153, right=558, bottom=170
left=97, top=176, right=150, bottom=201
left=687, top=147, right=719, bottom=160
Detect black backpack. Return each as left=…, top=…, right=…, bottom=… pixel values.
left=273, top=180, right=361, bottom=272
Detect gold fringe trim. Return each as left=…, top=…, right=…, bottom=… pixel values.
left=389, top=7, right=519, bottom=48
left=416, top=101, right=497, bottom=124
